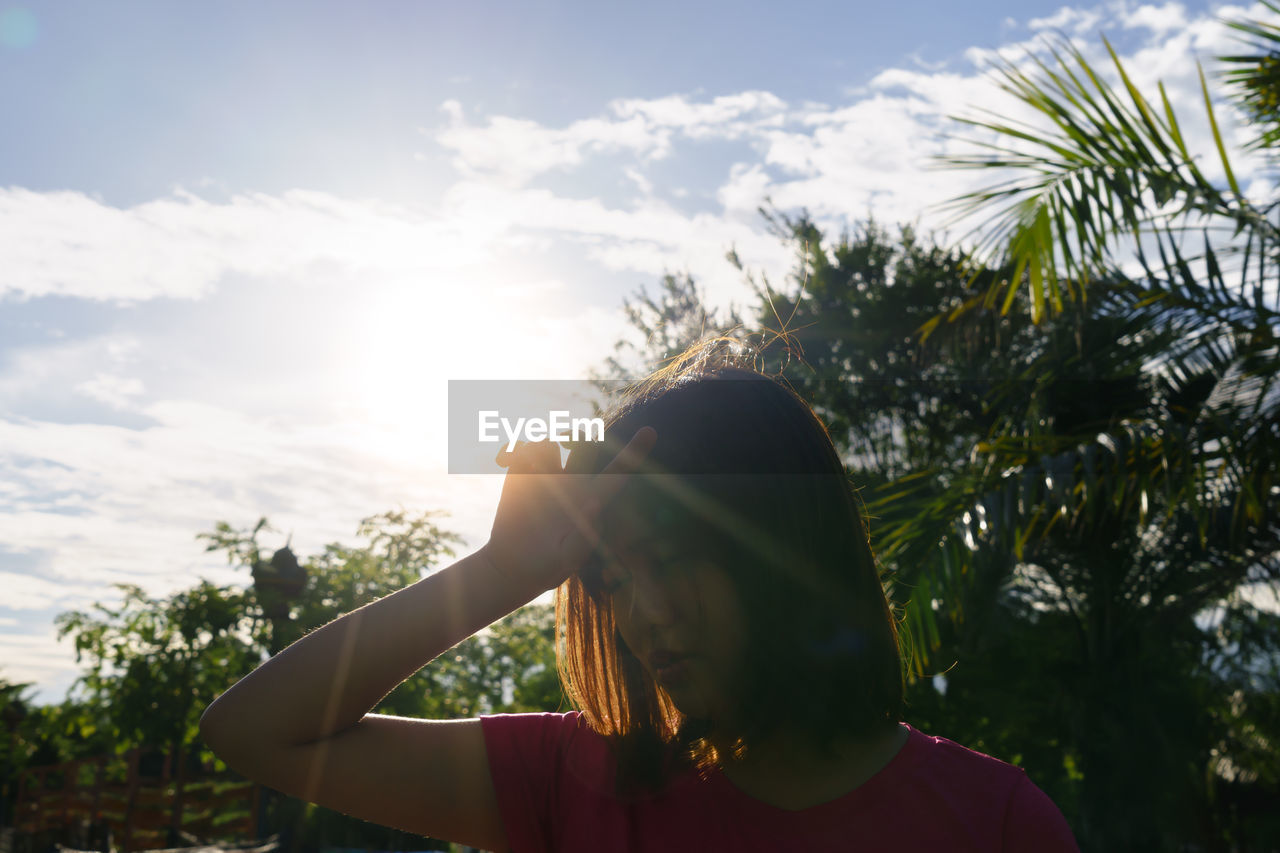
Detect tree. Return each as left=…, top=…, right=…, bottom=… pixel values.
left=1, top=677, right=35, bottom=827
left=912, top=13, right=1280, bottom=848
left=591, top=271, right=747, bottom=385
left=55, top=582, right=260, bottom=767
left=50, top=510, right=563, bottom=851
left=929, top=11, right=1280, bottom=598
left=198, top=510, right=562, bottom=719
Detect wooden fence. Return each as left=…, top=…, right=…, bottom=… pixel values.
left=13, top=747, right=259, bottom=852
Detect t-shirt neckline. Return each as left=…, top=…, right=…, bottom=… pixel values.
left=700, top=723, right=927, bottom=820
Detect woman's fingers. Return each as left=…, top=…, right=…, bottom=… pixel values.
left=489, top=429, right=657, bottom=583
left=496, top=440, right=563, bottom=473
left=592, top=426, right=657, bottom=499
left=559, top=428, right=657, bottom=563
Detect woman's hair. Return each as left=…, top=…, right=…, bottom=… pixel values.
left=555, top=337, right=904, bottom=793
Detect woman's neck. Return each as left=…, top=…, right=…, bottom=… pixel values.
left=713, top=723, right=909, bottom=811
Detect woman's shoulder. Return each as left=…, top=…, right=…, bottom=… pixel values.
left=478, top=710, right=606, bottom=754
left=478, top=710, right=616, bottom=793
left=896, top=725, right=1079, bottom=851
left=479, top=710, right=588, bottom=738
left=895, top=724, right=1040, bottom=800
left=479, top=711, right=594, bottom=761
left=477, top=711, right=655, bottom=852
left=904, top=725, right=1026, bottom=775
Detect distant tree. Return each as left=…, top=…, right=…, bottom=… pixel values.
left=197, top=510, right=561, bottom=720
left=49, top=510, right=561, bottom=850
left=1, top=677, right=35, bottom=825
left=592, top=271, right=746, bottom=384
left=55, top=581, right=260, bottom=767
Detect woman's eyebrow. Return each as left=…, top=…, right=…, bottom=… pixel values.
left=615, top=540, right=649, bottom=558
left=605, top=521, right=653, bottom=554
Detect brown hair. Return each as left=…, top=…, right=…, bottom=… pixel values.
left=555, top=338, right=904, bottom=793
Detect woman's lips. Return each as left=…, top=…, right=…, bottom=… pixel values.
left=650, top=651, right=693, bottom=682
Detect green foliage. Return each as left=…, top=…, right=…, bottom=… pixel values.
left=44, top=508, right=564, bottom=752
left=939, top=29, right=1280, bottom=328
left=40, top=509, right=560, bottom=850
left=1, top=678, right=34, bottom=824
left=395, top=603, right=563, bottom=719
left=54, top=581, right=262, bottom=762
left=921, top=17, right=1280, bottom=844
left=592, top=271, right=747, bottom=384
left=749, top=214, right=1032, bottom=479
left=1221, top=0, right=1280, bottom=153
left=291, top=510, right=462, bottom=636
left=188, top=508, right=560, bottom=725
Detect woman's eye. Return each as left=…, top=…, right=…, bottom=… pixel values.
left=600, top=564, right=630, bottom=593
left=653, top=548, right=696, bottom=569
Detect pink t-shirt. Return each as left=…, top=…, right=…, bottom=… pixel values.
left=480, top=712, right=1079, bottom=852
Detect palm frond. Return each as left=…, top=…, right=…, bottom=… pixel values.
left=936, top=34, right=1278, bottom=324
left=1219, top=0, right=1280, bottom=152
left=876, top=278, right=1280, bottom=673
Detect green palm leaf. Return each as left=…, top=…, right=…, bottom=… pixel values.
left=935, top=34, right=1277, bottom=324
left=1220, top=0, right=1280, bottom=152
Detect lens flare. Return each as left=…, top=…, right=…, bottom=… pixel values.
left=0, top=7, right=37, bottom=49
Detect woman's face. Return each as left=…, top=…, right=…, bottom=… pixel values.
left=598, top=497, right=750, bottom=726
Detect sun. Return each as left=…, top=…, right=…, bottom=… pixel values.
left=339, top=271, right=587, bottom=469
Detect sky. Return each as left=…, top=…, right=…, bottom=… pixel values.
left=0, top=0, right=1271, bottom=703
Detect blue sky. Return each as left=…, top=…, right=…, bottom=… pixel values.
left=0, top=0, right=1265, bottom=702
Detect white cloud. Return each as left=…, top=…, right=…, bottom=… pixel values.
left=609, top=90, right=787, bottom=138
left=432, top=92, right=789, bottom=190
left=1028, top=5, right=1104, bottom=34
left=0, top=572, right=85, bottom=611
left=434, top=99, right=669, bottom=187
left=436, top=179, right=790, bottom=309
left=0, top=284, right=636, bottom=606
left=624, top=166, right=653, bottom=195
left=417, top=2, right=1280, bottom=282
left=1119, top=2, right=1190, bottom=35
left=75, top=374, right=146, bottom=408
left=0, top=187, right=492, bottom=302
left=0, top=404, right=447, bottom=600
left=0, top=333, right=140, bottom=401
left=0, top=625, right=83, bottom=701
left=717, top=163, right=775, bottom=221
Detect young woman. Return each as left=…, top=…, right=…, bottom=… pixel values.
left=201, top=341, right=1080, bottom=852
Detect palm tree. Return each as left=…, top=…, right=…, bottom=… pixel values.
left=886, top=7, right=1280, bottom=848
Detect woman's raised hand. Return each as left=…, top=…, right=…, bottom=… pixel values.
left=201, top=429, right=654, bottom=853
left=482, top=427, right=657, bottom=592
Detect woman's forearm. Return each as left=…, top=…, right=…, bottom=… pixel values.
left=200, top=547, right=543, bottom=755
left=200, top=429, right=655, bottom=774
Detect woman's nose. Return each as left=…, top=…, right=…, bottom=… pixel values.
left=625, top=568, right=678, bottom=628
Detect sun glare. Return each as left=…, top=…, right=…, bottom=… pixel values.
left=341, top=272, right=587, bottom=469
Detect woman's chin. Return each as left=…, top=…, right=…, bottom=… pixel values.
left=663, top=689, right=732, bottom=731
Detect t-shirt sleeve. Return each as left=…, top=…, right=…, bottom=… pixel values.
left=478, top=712, right=578, bottom=853
left=1002, top=772, right=1081, bottom=852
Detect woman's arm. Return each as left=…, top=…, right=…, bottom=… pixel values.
left=199, top=430, right=655, bottom=852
